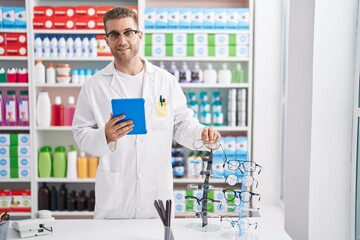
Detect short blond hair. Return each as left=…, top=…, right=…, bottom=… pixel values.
left=103, top=7, right=138, bottom=32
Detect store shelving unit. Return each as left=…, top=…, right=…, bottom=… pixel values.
left=1, top=0, right=254, bottom=219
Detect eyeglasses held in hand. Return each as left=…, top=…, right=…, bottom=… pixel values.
left=224, top=160, right=262, bottom=174
left=220, top=216, right=258, bottom=230
left=225, top=174, right=259, bottom=188
left=185, top=196, right=222, bottom=210
left=105, top=29, right=140, bottom=42
left=222, top=189, right=261, bottom=202
left=193, top=139, right=222, bottom=151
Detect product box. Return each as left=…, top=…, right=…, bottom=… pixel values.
left=172, top=45, right=186, bottom=57
left=193, top=45, right=207, bottom=57
left=227, top=8, right=238, bottom=29
left=168, top=8, right=180, bottom=29
left=215, top=34, right=229, bottom=46
left=194, top=33, right=207, bottom=46
left=0, top=190, right=11, bottom=211
left=203, top=8, right=215, bottom=29
left=0, top=7, right=3, bottom=28
left=33, top=17, right=53, bottom=29
left=0, top=33, right=5, bottom=46
left=14, top=7, right=26, bottom=29
left=238, top=8, right=250, bottom=29
left=237, top=45, right=249, bottom=57
left=95, top=17, right=104, bottom=29
left=0, top=46, right=5, bottom=56
left=152, top=45, right=166, bottom=57
left=75, top=6, right=97, bottom=18
left=174, top=189, right=186, bottom=202
left=236, top=136, right=248, bottom=156
left=0, top=133, right=30, bottom=146
left=10, top=190, right=31, bottom=212
left=156, top=8, right=168, bottom=29
left=5, top=33, right=27, bottom=46
left=173, top=33, right=187, bottom=45
left=53, top=17, right=75, bottom=29
left=174, top=202, right=185, bottom=214
left=0, top=157, right=8, bottom=168
left=18, top=156, right=30, bottom=168
left=96, top=6, right=115, bottom=17
left=179, top=9, right=191, bottom=29
left=215, top=46, right=229, bottom=57
left=6, top=45, right=27, bottom=56
left=191, top=9, right=203, bottom=29
left=0, top=145, right=30, bottom=157
left=54, top=6, right=75, bottom=18
left=144, top=8, right=156, bottom=29
left=15, top=168, right=31, bottom=179
left=3, top=7, right=15, bottom=28
left=152, top=33, right=166, bottom=46
left=237, top=32, right=249, bottom=45
left=0, top=167, right=9, bottom=179
left=222, top=136, right=236, bottom=155
left=96, top=35, right=111, bottom=56
left=215, top=8, right=227, bottom=29
left=75, top=17, right=96, bottom=29
left=33, top=6, right=54, bottom=18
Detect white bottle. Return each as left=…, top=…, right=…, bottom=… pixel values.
left=169, top=62, right=179, bottom=81
left=58, top=35, right=66, bottom=58
left=34, top=60, right=46, bottom=84
left=159, top=61, right=166, bottom=69
left=71, top=69, right=79, bottom=84
left=46, top=62, right=56, bottom=84
left=34, top=35, right=43, bottom=58
left=179, top=62, right=191, bottom=83
left=78, top=69, right=85, bottom=84
left=36, top=91, right=51, bottom=127
left=74, top=35, right=82, bottom=58
left=82, top=35, right=90, bottom=57
left=191, top=62, right=203, bottom=83
left=67, top=145, right=78, bottom=179
left=50, top=35, right=58, bottom=58
left=203, top=63, right=217, bottom=84
left=42, top=35, right=50, bottom=58
left=85, top=69, right=92, bottom=81
left=89, top=34, right=97, bottom=57
left=66, top=35, right=74, bottom=58
left=218, top=63, right=232, bottom=84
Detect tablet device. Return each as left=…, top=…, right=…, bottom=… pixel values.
left=111, top=98, right=147, bottom=135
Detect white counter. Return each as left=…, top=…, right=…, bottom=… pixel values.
left=6, top=205, right=292, bottom=240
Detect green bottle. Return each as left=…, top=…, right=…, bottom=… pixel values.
left=53, top=146, right=67, bottom=178
left=232, top=63, right=245, bottom=83
left=38, top=146, right=52, bottom=178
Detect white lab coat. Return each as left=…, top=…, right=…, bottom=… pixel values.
left=72, top=59, right=205, bottom=219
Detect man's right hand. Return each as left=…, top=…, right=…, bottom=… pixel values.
left=105, top=114, right=134, bottom=143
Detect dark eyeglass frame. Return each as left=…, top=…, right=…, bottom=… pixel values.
left=222, top=189, right=261, bottom=202
left=223, top=160, right=262, bottom=174
left=105, top=29, right=140, bottom=41
left=185, top=196, right=221, bottom=208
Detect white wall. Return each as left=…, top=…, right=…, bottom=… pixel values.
left=253, top=0, right=283, bottom=205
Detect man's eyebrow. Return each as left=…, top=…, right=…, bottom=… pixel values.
left=108, top=28, right=134, bottom=33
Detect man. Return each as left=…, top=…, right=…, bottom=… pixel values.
left=72, top=7, right=221, bottom=219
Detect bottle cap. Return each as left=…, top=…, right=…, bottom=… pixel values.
left=55, top=96, right=62, bottom=104
left=7, top=90, right=15, bottom=95
left=68, top=96, right=75, bottom=105
left=80, top=152, right=86, bottom=157
left=20, top=90, right=28, bottom=95
left=48, top=62, right=54, bottom=68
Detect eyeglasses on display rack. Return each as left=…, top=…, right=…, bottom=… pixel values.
left=187, top=183, right=222, bottom=191
left=222, top=189, right=261, bottom=203
left=225, top=174, right=259, bottom=188
left=220, top=216, right=259, bottom=230
left=185, top=210, right=219, bottom=221
left=223, top=160, right=262, bottom=174
left=105, top=29, right=140, bottom=42
left=185, top=196, right=222, bottom=210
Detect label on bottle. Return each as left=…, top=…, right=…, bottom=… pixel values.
left=18, top=98, right=29, bottom=124
left=5, top=99, right=16, bottom=123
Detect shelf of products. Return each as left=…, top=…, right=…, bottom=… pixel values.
left=0, top=0, right=254, bottom=219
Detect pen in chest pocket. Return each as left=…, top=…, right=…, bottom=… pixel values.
left=159, top=95, right=166, bottom=107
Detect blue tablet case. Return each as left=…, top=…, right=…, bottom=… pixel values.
left=111, top=98, right=147, bottom=135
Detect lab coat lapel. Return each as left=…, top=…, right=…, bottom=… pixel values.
left=110, top=73, right=129, bottom=98
left=142, top=60, right=155, bottom=124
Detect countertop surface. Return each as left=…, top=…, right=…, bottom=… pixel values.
left=6, top=204, right=292, bottom=240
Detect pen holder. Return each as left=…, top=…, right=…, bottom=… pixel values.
left=0, top=220, right=9, bottom=240
left=164, top=226, right=174, bottom=240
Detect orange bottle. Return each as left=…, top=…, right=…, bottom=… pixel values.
left=88, top=156, right=99, bottom=178
left=77, top=152, right=88, bottom=178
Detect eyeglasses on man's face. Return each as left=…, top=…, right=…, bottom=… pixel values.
left=105, top=29, right=140, bottom=42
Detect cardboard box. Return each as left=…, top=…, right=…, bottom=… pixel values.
left=144, top=8, right=156, bottom=29
left=75, top=6, right=97, bottom=18
left=5, top=33, right=27, bottom=46
left=33, top=17, right=53, bottom=29
left=6, top=45, right=27, bottom=56
left=33, top=6, right=54, bottom=18
left=3, top=7, right=15, bottom=28
left=53, top=17, right=75, bottom=29
left=75, top=17, right=96, bottom=29
left=14, top=7, right=26, bottom=29
left=0, top=190, right=11, bottom=211
left=54, top=6, right=75, bottom=18
left=10, top=190, right=31, bottom=212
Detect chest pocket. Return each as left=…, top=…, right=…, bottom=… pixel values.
left=151, top=102, right=171, bottom=131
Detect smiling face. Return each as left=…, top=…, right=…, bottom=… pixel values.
left=105, top=17, right=143, bottom=64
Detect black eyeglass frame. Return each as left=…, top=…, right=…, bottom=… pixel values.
left=222, top=189, right=261, bottom=202
left=223, top=160, right=262, bottom=174
left=105, top=29, right=140, bottom=41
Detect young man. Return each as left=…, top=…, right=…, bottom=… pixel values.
left=72, top=7, right=221, bottom=219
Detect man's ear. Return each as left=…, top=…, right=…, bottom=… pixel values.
left=138, top=31, right=143, bottom=41
left=105, top=36, right=110, bottom=46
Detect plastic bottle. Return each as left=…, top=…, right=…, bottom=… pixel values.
left=34, top=35, right=43, bottom=58
left=67, top=191, right=77, bottom=211
left=0, top=91, right=4, bottom=125
left=38, top=146, right=52, bottom=178
left=17, top=68, right=28, bottom=83
left=168, top=62, right=179, bottom=81
left=38, top=183, right=50, bottom=210
left=57, top=183, right=67, bottom=211
left=179, top=62, right=191, bottom=83
left=34, top=60, right=46, bottom=84
left=6, top=68, right=17, bottom=83
left=51, top=96, right=64, bottom=126
left=53, top=146, right=67, bottom=178
left=46, top=62, right=56, bottom=84
left=78, top=69, right=85, bottom=84
left=88, top=156, right=99, bottom=178
left=71, top=69, right=79, bottom=84
left=42, top=35, right=50, bottom=58
left=173, top=159, right=185, bottom=178
left=66, top=35, right=74, bottom=58
left=218, top=63, right=232, bottom=84
left=36, top=91, right=51, bottom=127
left=5, top=90, right=17, bottom=126
left=77, top=190, right=87, bottom=211
left=203, top=63, right=217, bottom=84
left=18, top=90, right=29, bottom=126
left=50, top=35, right=58, bottom=58
left=191, top=62, right=203, bottom=83
left=89, top=34, right=97, bottom=57
left=0, top=68, right=5, bottom=82
left=50, top=186, right=57, bottom=211
left=159, top=61, right=166, bottom=69
left=87, top=190, right=95, bottom=211
left=67, top=145, right=77, bottom=179
left=232, top=63, right=245, bottom=83
left=74, top=35, right=82, bottom=58
left=58, top=35, right=66, bottom=58
left=85, top=69, right=92, bottom=81
left=65, top=96, right=76, bottom=126
left=77, top=152, right=88, bottom=178
left=81, top=35, right=89, bottom=57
